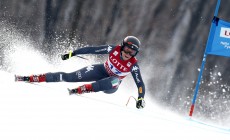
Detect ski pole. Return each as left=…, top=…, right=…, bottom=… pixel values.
left=126, top=96, right=137, bottom=106
left=75, top=55, right=89, bottom=60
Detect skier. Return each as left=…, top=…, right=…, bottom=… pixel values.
left=16, top=36, right=146, bottom=109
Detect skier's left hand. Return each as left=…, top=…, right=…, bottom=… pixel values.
left=136, top=97, right=145, bottom=109
left=61, top=51, right=72, bottom=60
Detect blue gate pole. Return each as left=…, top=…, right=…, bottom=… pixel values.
left=189, top=54, right=207, bottom=116
left=189, top=0, right=221, bottom=117
left=214, top=0, right=221, bottom=17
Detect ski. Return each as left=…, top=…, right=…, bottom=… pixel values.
left=67, top=88, right=82, bottom=95
left=15, top=75, right=26, bottom=82
left=67, top=88, right=74, bottom=95
left=15, top=75, right=32, bottom=82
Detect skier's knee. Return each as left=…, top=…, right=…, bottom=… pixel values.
left=45, top=72, right=55, bottom=82
left=104, top=88, right=118, bottom=94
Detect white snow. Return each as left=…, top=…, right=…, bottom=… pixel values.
left=0, top=71, right=229, bottom=140
left=218, top=72, right=222, bottom=76
left=0, top=46, right=229, bottom=140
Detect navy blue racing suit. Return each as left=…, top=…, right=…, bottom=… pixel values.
left=45, top=45, right=145, bottom=98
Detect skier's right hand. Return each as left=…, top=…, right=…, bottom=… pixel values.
left=61, top=51, right=72, bottom=60
left=136, top=97, right=145, bottom=109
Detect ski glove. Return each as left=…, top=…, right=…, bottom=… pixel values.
left=136, top=97, right=145, bottom=109
left=61, top=51, right=73, bottom=60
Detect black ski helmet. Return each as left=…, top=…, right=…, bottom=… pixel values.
left=121, top=36, right=141, bottom=56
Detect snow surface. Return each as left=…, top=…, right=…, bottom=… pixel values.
left=0, top=45, right=229, bottom=140
left=0, top=71, right=229, bottom=140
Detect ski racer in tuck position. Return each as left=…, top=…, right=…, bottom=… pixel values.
left=16, top=36, right=146, bottom=109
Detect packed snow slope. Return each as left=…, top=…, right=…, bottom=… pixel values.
left=0, top=70, right=230, bottom=140
left=0, top=42, right=229, bottom=140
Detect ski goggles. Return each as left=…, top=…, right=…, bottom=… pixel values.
left=123, top=45, right=138, bottom=56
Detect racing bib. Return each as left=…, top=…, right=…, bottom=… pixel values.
left=104, top=46, right=137, bottom=79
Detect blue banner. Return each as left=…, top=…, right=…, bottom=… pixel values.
left=206, top=17, right=230, bottom=57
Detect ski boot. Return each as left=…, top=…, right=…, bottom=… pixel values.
left=15, top=74, right=46, bottom=82
left=68, top=84, right=93, bottom=95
